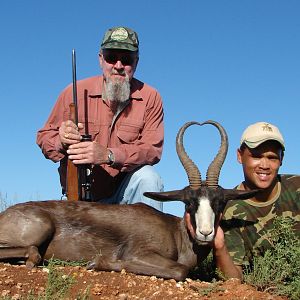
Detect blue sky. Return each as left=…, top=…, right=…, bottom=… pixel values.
left=0, top=1, right=299, bottom=216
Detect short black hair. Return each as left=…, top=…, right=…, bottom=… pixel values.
left=239, top=141, right=285, bottom=154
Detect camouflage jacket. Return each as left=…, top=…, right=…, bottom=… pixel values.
left=222, top=174, right=300, bottom=267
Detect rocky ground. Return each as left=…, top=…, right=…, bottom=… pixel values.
left=0, top=262, right=288, bottom=300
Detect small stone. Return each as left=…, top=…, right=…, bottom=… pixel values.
left=4, top=279, right=14, bottom=285
left=16, top=282, right=23, bottom=289
left=1, top=290, right=10, bottom=297
left=119, top=293, right=128, bottom=300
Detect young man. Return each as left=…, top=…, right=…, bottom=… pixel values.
left=37, top=26, right=164, bottom=210
left=214, top=122, right=300, bottom=280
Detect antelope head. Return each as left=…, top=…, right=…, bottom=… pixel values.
left=144, top=120, right=260, bottom=245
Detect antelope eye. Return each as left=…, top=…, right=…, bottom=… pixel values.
left=185, top=201, right=194, bottom=212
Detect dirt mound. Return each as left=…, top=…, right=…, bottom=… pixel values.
left=0, top=263, right=287, bottom=299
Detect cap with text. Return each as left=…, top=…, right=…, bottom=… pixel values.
left=101, top=27, right=139, bottom=52
left=240, top=122, right=285, bottom=150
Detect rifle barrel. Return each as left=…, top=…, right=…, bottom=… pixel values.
left=72, top=49, right=79, bottom=125
left=84, top=89, right=89, bottom=136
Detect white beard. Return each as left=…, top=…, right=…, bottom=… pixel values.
left=104, top=74, right=131, bottom=104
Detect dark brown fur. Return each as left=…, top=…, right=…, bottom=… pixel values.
left=0, top=200, right=209, bottom=281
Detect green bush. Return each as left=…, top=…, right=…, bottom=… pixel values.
left=43, top=259, right=76, bottom=300
left=244, top=216, right=300, bottom=300
left=188, top=251, right=218, bottom=282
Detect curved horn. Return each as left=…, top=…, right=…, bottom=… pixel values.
left=176, top=121, right=202, bottom=190
left=202, top=120, right=228, bottom=189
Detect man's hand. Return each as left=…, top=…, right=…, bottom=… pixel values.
left=213, top=214, right=243, bottom=280
left=184, top=211, right=225, bottom=249
left=184, top=212, right=196, bottom=238
left=59, top=120, right=83, bottom=146
left=184, top=211, right=242, bottom=280
left=212, top=214, right=226, bottom=251
left=67, top=141, right=111, bottom=165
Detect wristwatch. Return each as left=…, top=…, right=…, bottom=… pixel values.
left=107, top=150, right=115, bottom=165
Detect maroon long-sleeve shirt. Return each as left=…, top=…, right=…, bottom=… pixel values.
left=37, top=75, right=164, bottom=199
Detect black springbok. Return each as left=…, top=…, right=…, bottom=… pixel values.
left=0, top=121, right=258, bottom=280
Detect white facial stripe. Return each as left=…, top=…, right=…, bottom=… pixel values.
left=195, top=197, right=215, bottom=240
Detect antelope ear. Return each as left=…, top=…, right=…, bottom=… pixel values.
left=223, top=189, right=261, bottom=201
left=144, top=190, right=186, bottom=203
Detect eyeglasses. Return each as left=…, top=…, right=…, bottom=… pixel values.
left=102, top=52, right=136, bottom=66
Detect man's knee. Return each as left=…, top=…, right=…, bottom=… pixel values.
left=131, top=165, right=163, bottom=191
left=125, top=165, right=164, bottom=210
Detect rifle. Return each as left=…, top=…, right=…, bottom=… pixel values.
left=66, top=49, right=92, bottom=201
left=79, top=89, right=92, bottom=201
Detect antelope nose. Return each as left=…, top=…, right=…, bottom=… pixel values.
left=200, top=229, right=213, bottom=237
left=201, top=230, right=212, bottom=236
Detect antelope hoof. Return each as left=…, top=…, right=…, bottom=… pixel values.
left=26, top=260, right=36, bottom=269
left=26, top=246, right=42, bottom=269
left=86, top=261, right=96, bottom=270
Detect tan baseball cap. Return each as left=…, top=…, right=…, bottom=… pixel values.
left=240, top=122, right=285, bottom=150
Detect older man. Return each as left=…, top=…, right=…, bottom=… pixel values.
left=37, top=26, right=164, bottom=210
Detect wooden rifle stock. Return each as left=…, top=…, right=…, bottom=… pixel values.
left=66, top=50, right=92, bottom=201
left=66, top=102, right=80, bottom=201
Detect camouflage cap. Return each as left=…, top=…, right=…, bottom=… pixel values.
left=240, top=122, right=285, bottom=150
left=100, top=26, right=139, bottom=52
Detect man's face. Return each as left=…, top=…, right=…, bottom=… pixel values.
left=99, top=49, right=138, bottom=83
left=237, top=141, right=283, bottom=190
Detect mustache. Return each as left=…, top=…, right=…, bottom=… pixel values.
left=111, top=70, right=126, bottom=76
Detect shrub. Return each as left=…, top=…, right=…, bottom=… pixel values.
left=188, top=251, right=218, bottom=282
left=43, top=259, right=76, bottom=300
left=244, top=216, right=300, bottom=300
